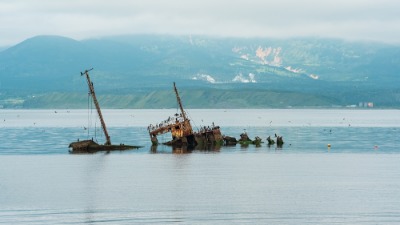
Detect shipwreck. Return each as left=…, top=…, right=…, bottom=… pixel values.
left=69, top=69, right=141, bottom=153
left=148, top=82, right=223, bottom=149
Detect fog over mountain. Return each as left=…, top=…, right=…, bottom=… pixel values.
left=1, top=1, right=400, bottom=47
left=0, top=35, right=399, bottom=108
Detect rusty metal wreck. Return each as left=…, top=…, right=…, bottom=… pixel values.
left=148, top=82, right=224, bottom=150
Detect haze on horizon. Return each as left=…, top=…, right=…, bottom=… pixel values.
left=1, top=0, right=400, bottom=47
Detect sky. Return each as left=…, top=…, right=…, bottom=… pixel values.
left=1, top=0, right=400, bottom=47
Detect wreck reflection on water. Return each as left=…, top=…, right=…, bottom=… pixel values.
left=150, top=144, right=223, bottom=154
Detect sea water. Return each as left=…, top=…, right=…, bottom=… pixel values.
left=0, top=109, right=399, bottom=224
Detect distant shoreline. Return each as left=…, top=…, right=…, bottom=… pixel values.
left=2, top=108, right=399, bottom=128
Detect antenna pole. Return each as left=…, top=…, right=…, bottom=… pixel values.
left=173, top=82, right=187, bottom=121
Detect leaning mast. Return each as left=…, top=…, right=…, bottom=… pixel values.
left=173, top=82, right=187, bottom=121
left=81, top=68, right=111, bottom=145
left=172, top=82, right=193, bottom=136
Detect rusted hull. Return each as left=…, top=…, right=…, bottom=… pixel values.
left=155, top=125, right=224, bottom=150
left=163, top=134, right=197, bottom=149
left=195, top=127, right=224, bottom=148
left=223, top=136, right=237, bottom=145
left=69, top=140, right=141, bottom=154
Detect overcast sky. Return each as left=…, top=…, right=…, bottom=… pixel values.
left=1, top=0, right=399, bottom=47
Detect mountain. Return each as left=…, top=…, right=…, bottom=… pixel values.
left=0, top=35, right=399, bottom=108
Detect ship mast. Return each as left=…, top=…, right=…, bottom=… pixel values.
left=173, top=82, right=187, bottom=121
left=81, top=68, right=111, bottom=145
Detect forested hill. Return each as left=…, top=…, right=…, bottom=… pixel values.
left=0, top=35, right=399, bottom=108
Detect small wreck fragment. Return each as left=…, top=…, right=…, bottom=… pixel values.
left=267, top=134, right=284, bottom=147
left=266, top=136, right=275, bottom=145
left=276, top=135, right=284, bottom=146
left=69, top=69, right=141, bottom=154
left=148, top=82, right=223, bottom=149
left=238, top=132, right=262, bottom=145
left=223, top=135, right=238, bottom=145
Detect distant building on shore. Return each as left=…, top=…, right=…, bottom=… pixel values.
left=359, top=102, right=374, bottom=108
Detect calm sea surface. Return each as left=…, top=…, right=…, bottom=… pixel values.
left=0, top=109, right=399, bottom=224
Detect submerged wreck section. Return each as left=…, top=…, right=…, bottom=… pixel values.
left=69, top=69, right=141, bottom=154
left=148, top=82, right=223, bottom=149
left=238, top=132, right=262, bottom=145
left=69, top=140, right=136, bottom=154
left=195, top=124, right=223, bottom=147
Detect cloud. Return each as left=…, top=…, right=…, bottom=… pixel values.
left=1, top=0, right=400, bottom=46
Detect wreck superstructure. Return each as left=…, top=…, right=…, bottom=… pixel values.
left=148, top=82, right=196, bottom=148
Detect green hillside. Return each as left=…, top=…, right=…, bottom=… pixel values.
left=21, top=89, right=336, bottom=109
